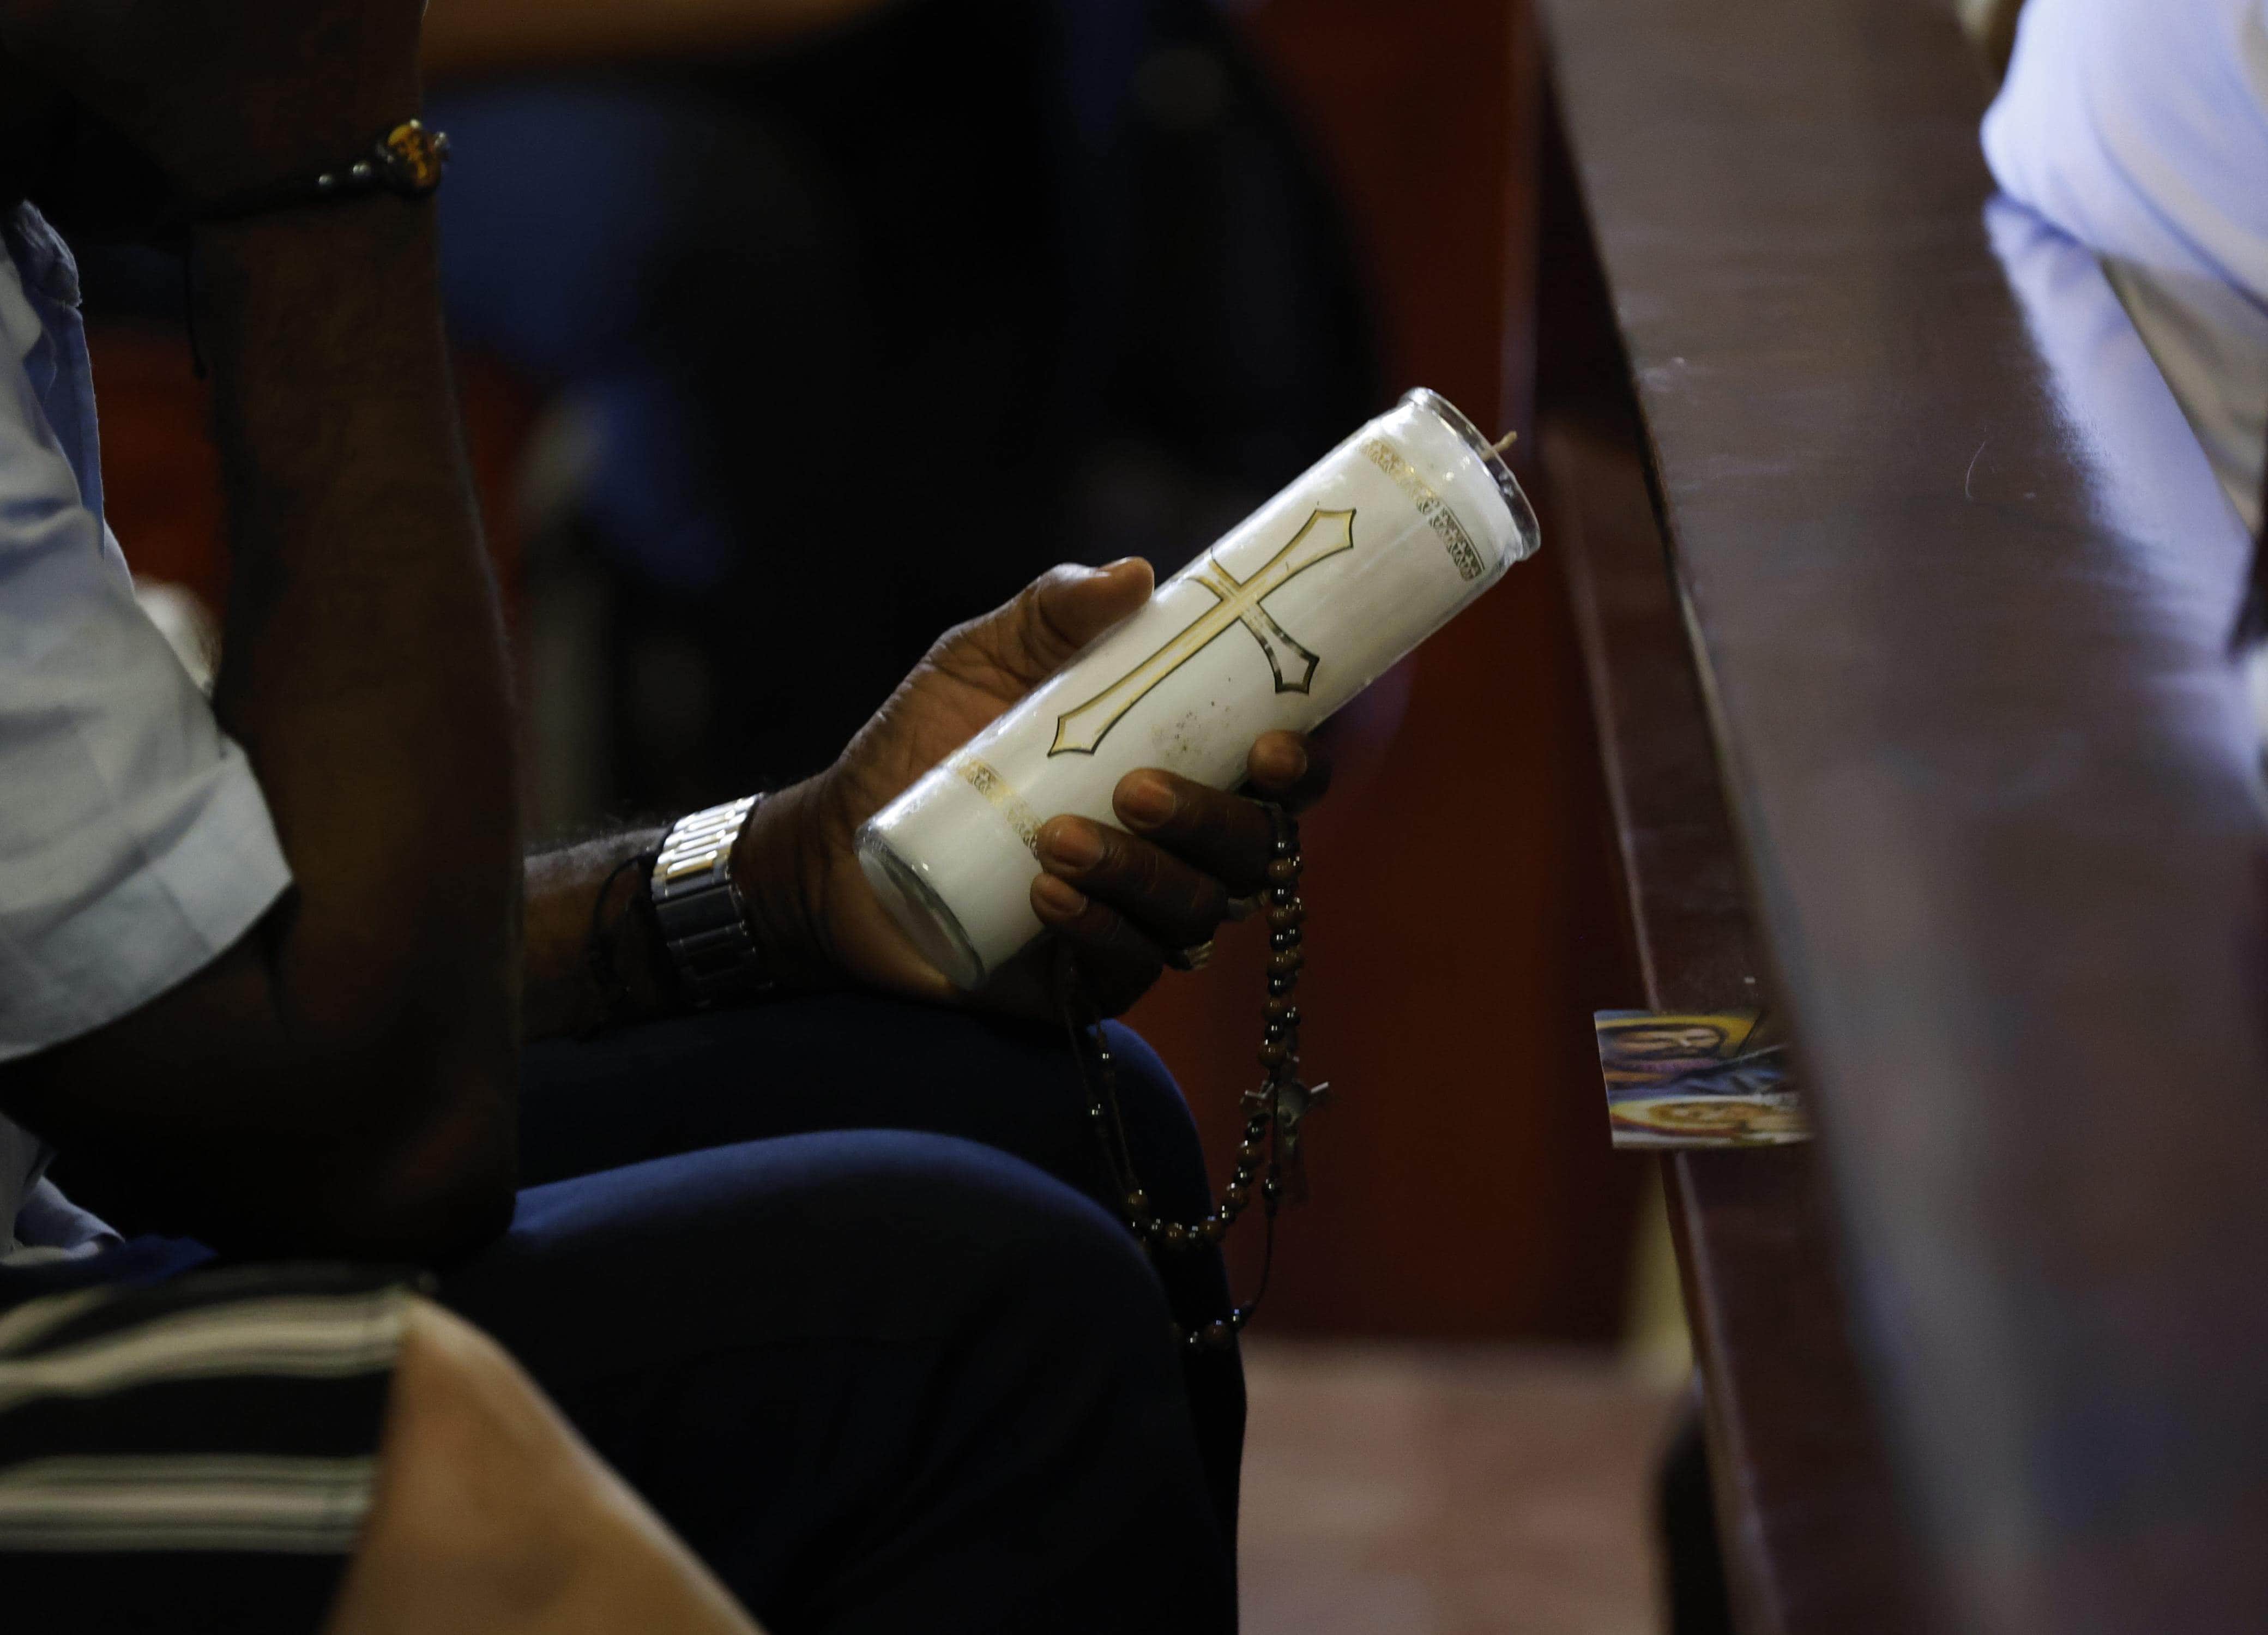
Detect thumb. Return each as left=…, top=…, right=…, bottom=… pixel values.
left=957, top=558, right=1154, bottom=689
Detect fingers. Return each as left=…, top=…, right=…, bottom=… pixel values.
left=1024, top=726, right=1329, bottom=1013
left=941, top=559, right=1154, bottom=692
left=1034, top=557, right=1154, bottom=654
left=1032, top=729, right=1325, bottom=938
left=1245, top=730, right=1332, bottom=813
left=1105, top=770, right=1282, bottom=898
left=1030, top=870, right=1167, bottom=1015
left=1034, top=815, right=1230, bottom=949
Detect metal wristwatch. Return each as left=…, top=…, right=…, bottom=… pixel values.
left=650, top=794, right=776, bottom=1007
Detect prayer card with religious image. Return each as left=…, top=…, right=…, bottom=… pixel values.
left=1594, top=1010, right=1810, bottom=1149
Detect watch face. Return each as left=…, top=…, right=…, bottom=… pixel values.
left=379, top=121, right=449, bottom=195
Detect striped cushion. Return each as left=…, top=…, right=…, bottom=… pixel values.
left=0, top=1263, right=409, bottom=1630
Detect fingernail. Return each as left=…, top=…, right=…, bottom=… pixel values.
left=1260, top=741, right=1308, bottom=785
left=1118, top=774, right=1175, bottom=829
left=1033, top=874, right=1088, bottom=919
left=1042, top=820, right=1103, bottom=872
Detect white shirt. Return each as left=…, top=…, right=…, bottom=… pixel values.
left=1983, top=0, right=2268, bottom=533
left=0, top=204, right=293, bottom=1257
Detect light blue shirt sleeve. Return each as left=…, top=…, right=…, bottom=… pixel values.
left=1981, top=0, right=2268, bottom=530
left=0, top=242, right=292, bottom=1063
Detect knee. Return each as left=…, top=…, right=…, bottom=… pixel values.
left=830, top=1142, right=1207, bottom=1489
left=1097, top=1023, right=1198, bottom=1150
left=444, top=1130, right=1186, bottom=1380
left=807, top=1133, right=1180, bottom=1357
left=725, top=1135, right=1198, bottom=1448
left=1095, top=1023, right=1213, bottom=1211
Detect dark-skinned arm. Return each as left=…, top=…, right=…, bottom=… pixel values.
left=0, top=194, right=521, bottom=1263
left=0, top=0, right=1322, bottom=1257
left=517, top=562, right=1332, bottom=1041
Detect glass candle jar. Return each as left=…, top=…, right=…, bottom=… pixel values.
left=858, top=387, right=1541, bottom=989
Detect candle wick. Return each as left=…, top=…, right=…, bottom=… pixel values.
left=1489, top=429, right=1518, bottom=455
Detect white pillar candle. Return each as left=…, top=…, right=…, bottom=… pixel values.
left=858, top=387, right=1541, bottom=990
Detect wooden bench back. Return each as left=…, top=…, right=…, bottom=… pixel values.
left=1531, top=0, right=2268, bottom=1627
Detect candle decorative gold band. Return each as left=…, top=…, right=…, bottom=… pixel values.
left=950, top=751, right=1044, bottom=855
left=1360, top=435, right=1488, bottom=581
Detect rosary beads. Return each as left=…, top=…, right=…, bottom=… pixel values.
left=1063, top=806, right=1326, bottom=1353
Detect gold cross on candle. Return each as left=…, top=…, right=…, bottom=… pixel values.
left=1050, top=508, right=1356, bottom=756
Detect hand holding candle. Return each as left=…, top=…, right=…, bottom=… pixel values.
left=858, top=388, right=1540, bottom=991
left=729, top=388, right=1535, bottom=1011
left=725, top=559, right=1328, bottom=1015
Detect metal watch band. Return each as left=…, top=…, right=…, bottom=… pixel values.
left=650, top=794, right=774, bottom=1008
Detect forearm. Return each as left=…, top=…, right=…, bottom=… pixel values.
left=521, top=828, right=670, bottom=1041
left=0, top=195, right=523, bottom=1259
left=200, top=199, right=521, bottom=1168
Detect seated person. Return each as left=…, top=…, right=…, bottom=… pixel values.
left=1982, top=0, right=2268, bottom=739
left=0, top=0, right=1325, bottom=1627
left=1983, top=0, right=2268, bottom=534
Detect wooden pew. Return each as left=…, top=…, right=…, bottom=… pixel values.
left=1525, top=0, right=2268, bottom=1628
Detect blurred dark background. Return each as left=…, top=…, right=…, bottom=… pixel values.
left=78, top=0, right=1640, bottom=1345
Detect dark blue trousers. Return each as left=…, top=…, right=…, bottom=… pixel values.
left=0, top=996, right=1241, bottom=1633
left=447, top=994, right=1242, bottom=1633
